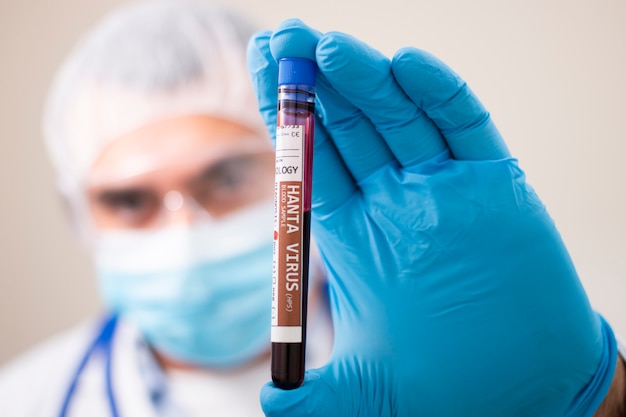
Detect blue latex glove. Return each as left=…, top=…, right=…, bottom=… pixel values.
left=247, top=19, right=617, bottom=417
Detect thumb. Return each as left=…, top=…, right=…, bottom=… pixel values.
left=260, top=367, right=342, bottom=417
left=246, top=30, right=278, bottom=140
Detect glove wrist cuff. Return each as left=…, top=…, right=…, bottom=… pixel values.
left=565, top=314, right=618, bottom=417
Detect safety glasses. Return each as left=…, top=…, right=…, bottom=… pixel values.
left=85, top=149, right=275, bottom=229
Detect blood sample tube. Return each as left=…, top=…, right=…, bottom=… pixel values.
left=271, top=57, right=316, bottom=390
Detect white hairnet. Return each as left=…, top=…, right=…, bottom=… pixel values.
left=43, top=0, right=266, bottom=197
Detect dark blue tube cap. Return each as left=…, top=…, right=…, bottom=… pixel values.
left=278, top=57, right=317, bottom=86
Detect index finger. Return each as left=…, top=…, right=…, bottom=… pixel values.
left=391, top=47, right=511, bottom=161
left=316, top=32, right=448, bottom=167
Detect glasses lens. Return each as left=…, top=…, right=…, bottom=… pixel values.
left=88, top=187, right=160, bottom=228
left=190, top=151, right=275, bottom=217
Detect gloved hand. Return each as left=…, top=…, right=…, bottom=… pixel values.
left=247, top=19, right=617, bottom=417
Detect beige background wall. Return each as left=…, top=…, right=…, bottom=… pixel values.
left=1, top=0, right=624, bottom=365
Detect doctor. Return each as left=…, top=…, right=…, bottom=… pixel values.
left=0, top=1, right=624, bottom=417
left=0, top=2, right=331, bottom=416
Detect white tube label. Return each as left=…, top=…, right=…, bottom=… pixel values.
left=272, top=125, right=304, bottom=343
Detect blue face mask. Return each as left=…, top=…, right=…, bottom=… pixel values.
left=93, top=201, right=274, bottom=368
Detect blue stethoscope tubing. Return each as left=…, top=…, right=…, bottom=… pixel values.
left=58, top=315, right=120, bottom=417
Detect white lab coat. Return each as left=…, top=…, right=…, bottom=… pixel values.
left=0, top=314, right=333, bottom=417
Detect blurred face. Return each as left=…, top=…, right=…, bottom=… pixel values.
left=85, top=115, right=275, bottom=230
left=86, top=115, right=278, bottom=370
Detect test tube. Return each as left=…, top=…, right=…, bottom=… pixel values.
left=271, top=57, right=316, bottom=390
